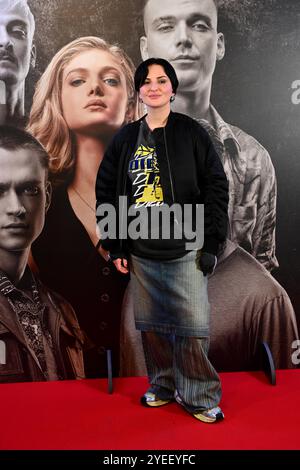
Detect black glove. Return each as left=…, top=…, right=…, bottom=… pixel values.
left=196, top=251, right=217, bottom=276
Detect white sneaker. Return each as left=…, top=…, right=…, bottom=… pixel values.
left=175, top=391, right=224, bottom=423
left=193, top=406, right=225, bottom=423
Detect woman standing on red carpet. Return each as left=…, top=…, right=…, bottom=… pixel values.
left=96, top=58, right=229, bottom=423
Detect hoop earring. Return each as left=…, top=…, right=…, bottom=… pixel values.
left=170, top=95, right=175, bottom=102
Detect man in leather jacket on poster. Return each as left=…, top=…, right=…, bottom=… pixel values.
left=0, top=126, right=85, bottom=382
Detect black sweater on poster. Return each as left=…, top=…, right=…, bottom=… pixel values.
left=96, top=112, right=229, bottom=259
left=32, top=185, right=128, bottom=378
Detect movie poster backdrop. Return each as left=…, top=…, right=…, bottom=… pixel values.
left=0, top=0, right=299, bottom=382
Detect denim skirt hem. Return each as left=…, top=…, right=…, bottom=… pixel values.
left=135, top=320, right=209, bottom=337
left=130, top=251, right=210, bottom=338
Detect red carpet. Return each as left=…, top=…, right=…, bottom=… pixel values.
left=0, top=370, right=299, bottom=450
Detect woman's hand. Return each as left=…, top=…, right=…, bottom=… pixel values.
left=113, top=258, right=129, bottom=274
left=98, top=242, right=129, bottom=274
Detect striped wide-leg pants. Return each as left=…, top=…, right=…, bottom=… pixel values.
left=141, top=331, right=222, bottom=412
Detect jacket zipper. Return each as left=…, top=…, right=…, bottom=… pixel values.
left=163, top=126, right=176, bottom=205
left=163, top=126, right=180, bottom=226
left=120, top=142, right=132, bottom=251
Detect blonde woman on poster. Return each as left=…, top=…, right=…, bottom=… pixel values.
left=27, top=36, right=139, bottom=378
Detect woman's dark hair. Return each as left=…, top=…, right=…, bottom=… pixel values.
left=134, top=58, right=179, bottom=94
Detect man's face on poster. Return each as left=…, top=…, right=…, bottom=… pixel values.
left=0, top=1, right=35, bottom=87
left=140, top=0, right=224, bottom=93
left=0, top=147, right=50, bottom=254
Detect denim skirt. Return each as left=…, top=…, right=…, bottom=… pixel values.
left=130, top=251, right=210, bottom=337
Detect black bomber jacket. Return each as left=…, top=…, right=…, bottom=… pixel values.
left=96, top=112, right=229, bottom=257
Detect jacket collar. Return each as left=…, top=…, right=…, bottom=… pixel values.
left=121, top=111, right=177, bottom=143
left=0, top=266, right=34, bottom=297
left=0, top=273, right=14, bottom=296
left=210, top=105, right=241, bottom=151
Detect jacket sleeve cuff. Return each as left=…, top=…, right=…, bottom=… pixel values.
left=99, top=239, right=112, bottom=251
left=100, top=239, right=127, bottom=260
left=109, top=251, right=128, bottom=261
left=202, top=236, right=220, bottom=256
